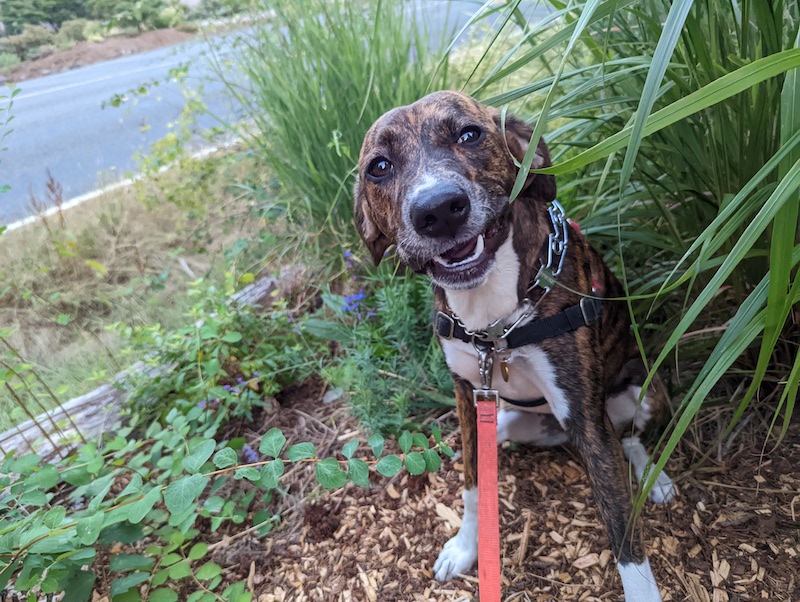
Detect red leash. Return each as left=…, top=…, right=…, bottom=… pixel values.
left=476, top=391, right=502, bottom=601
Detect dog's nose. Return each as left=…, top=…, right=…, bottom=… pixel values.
left=410, top=188, right=471, bottom=238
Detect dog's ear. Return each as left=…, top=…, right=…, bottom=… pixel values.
left=353, top=178, right=391, bottom=266
left=494, top=112, right=557, bottom=201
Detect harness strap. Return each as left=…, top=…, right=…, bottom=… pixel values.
left=435, top=297, right=602, bottom=348
left=501, top=396, right=548, bottom=408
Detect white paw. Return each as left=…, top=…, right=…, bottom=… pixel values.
left=433, top=534, right=478, bottom=582
left=647, top=470, right=676, bottom=504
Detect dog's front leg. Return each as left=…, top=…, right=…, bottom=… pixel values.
left=434, top=377, right=479, bottom=582
left=564, top=393, right=663, bottom=601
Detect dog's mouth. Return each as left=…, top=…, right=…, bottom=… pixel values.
left=426, top=218, right=506, bottom=289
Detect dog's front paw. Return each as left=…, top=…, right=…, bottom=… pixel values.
left=647, top=470, right=676, bottom=504
left=433, top=533, right=478, bottom=582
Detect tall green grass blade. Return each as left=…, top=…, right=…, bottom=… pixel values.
left=649, top=158, right=800, bottom=380
left=618, top=0, right=694, bottom=196
left=508, top=0, right=605, bottom=203
left=539, top=50, right=800, bottom=176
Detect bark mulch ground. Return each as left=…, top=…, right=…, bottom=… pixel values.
left=201, top=381, right=800, bottom=602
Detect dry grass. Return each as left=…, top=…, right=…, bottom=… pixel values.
left=0, top=149, right=268, bottom=430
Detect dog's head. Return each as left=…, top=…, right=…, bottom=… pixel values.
left=354, top=90, right=555, bottom=290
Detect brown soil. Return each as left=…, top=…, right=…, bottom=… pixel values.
left=3, top=28, right=195, bottom=83
left=101, top=379, right=798, bottom=602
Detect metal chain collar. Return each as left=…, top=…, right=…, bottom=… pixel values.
left=451, top=200, right=570, bottom=350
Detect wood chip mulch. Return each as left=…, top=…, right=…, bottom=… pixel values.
left=211, top=387, right=800, bottom=602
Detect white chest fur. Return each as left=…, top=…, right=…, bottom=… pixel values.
left=441, top=230, right=565, bottom=418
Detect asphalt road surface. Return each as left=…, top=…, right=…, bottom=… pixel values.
left=0, top=1, right=548, bottom=226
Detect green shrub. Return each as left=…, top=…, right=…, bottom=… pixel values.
left=193, top=0, right=255, bottom=19
left=465, top=0, right=800, bottom=485
left=0, top=25, right=56, bottom=60
left=309, top=258, right=454, bottom=434
left=56, top=18, right=88, bottom=43
left=226, top=0, right=451, bottom=247
left=151, top=4, right=185, bottom=28
left=0, top=52, right=21, bottom=73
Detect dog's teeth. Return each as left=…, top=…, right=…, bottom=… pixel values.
left=434, top=235, right=485, bottom=269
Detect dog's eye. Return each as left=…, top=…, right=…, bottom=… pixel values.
left=457, top=126, right=482, bottom=145
left=367, top=158, right=393, bottom=180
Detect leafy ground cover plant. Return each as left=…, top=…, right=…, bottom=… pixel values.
left=0, top=277, right=456, bottom=601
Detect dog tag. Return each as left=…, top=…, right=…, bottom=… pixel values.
left=500, top=359, right=510, bottom=382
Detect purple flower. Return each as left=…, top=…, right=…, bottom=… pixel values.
left=198, top=400, right=207, bottom=409
left=224, top=384, right=232, bottom=391
left=343, top=250, right=352, bottom=258
left=253, top=371, right=259, bottom=377
left=242, top=444, right=259, bottom=464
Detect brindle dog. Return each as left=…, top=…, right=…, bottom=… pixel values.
left=354, top=91, right=674, bottom=601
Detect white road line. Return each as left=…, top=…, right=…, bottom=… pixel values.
left=15, top=57, right=192, bottom=101
left=4, top=140, right=238, bottom=233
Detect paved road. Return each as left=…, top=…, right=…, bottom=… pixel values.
left=0, top=34, right=240, bottom=225
left=0, top=1, right=548, bottom=226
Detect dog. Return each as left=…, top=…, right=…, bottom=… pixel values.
left=353, top=90, right=675, bottom=601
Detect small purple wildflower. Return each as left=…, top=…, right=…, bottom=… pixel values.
left=253, top=371, right=259, bottom=377
left=242, top=444, right=259, bottom=464
left=198, top=400, right=207, bottom=409
left=343, top=250, right=352, bottom=258
left=224, top=384, right=232, bottom=391
left=237, top=377, right=244, bottom=384
left=292, top=327, right=300, bottom=334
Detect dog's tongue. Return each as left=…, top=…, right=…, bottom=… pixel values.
left=441, top=236, right=479, bottom=262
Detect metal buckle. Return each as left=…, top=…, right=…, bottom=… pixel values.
left=436, top=311, right=455, bottom=339
left=579, top=297, right=597, bottom=325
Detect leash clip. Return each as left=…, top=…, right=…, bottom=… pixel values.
left=473, top=345, right=500, bottom=407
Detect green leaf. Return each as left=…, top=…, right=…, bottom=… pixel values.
left=368, top=433, right=384, bottom=457
left=347, top=458, right=370, bottom=487
left=43, top=506, right=66, bottom=529
left=61, top=570, right=95, bottom=602
left=188, top=542, right=209, bottom=560
left=412, top=433, right=429, bottom=450
left=315, top=458, right=347, bottom=489
left=404, top=452, right=426, bottom=476
left=127, top=487, right=162, bottom=524
left=183, top=440, right=216, bottom=474
left=439, top=443, right=455, bottom=458
left=212, top=447, right=238, bottom=469
left=286, top=442, right=315, bottom=462
left=259, top=428, right=286, bottom=458
left=163, top=475, right=208, bottom=515
left=196, top=562, right=222, bottom=581
left=376, top=455, right=402, bottom=477
left=341, top=439, right=358, bottom=459
left=234, top=467, right=262, bottom=481
left=423, top=448, right=442, bottom=473
left=168, top=560, right=192, bottom=580
left=110, top=572, right=149, bottom=596
left=76, top=512, right=105, bottom=545
left=149, top=589, right=179, bottom=602
left=221, top=331, right=243, bottom=343
left=118, top=473, right=143, bottom=499
left=110, top=554, right=155, bottom=572
left=398, top=431, right=412, bottom=454
left=431, top=426, right=442, bottom=443
left=260, top=459, right=284, bottom=489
